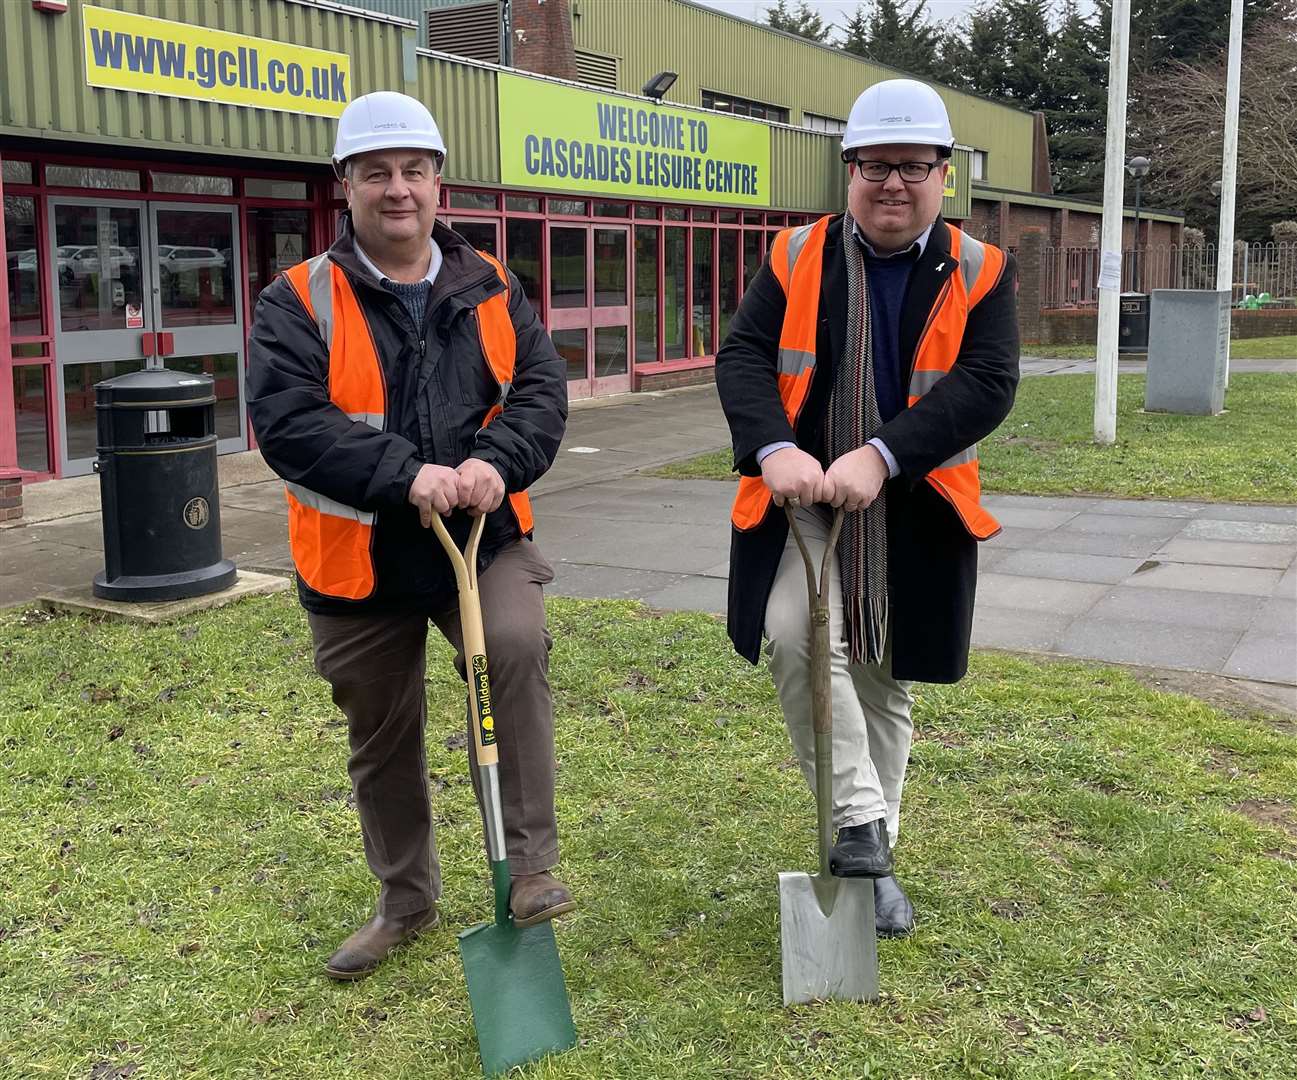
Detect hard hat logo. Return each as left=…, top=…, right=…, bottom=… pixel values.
left=332, top=91, right=447, bottom=177
left=842, top=79, right=954, bottom=154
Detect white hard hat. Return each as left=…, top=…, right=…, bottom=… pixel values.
left=841, top=79, right=954, bottom=156
left=332, top=91, right=447, bottom=179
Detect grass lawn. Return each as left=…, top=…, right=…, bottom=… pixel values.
left=2, top=595, right=1295, bottom=1079
left=650, top=373, right=1297, bottom=503
left=1024, top=335, right=1297, bottom=361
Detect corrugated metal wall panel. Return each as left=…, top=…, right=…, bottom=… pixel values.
left=417, top=53, right=499, bottom=185
left=1, top=0, right=410, bottom=164
left=770, top=127, right=844, bottom=214
left=572, top=0, right=1036, bottom=192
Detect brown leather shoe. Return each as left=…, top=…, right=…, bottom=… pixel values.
left=324, top=907, right=438, bottom=981
left=510, top=872, right=575, bottom=929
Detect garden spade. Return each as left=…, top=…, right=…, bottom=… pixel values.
left=431, top=512, right=577, bottom=1077
left=778, top=504, right=879, bottom=1006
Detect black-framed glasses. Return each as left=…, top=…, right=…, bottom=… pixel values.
left=842, top=157, right=943, bottom=183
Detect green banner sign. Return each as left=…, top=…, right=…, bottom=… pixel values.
left=497, top=74, right=771, bottom=207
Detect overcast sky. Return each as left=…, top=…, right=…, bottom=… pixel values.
left=692, top=1, right=1099, bottom=33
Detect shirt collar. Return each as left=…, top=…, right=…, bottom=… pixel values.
left=850, top=219, right=934, bottom=261
left=354, top=237, right=443, bottom=287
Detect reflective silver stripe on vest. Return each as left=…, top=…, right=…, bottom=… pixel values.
left=285, top=481, right=375, bottom=526
left=777, top=347, right=816, bottom=377
left=957, top=232, right=986, bottom=298
left=347, top=411, right=385, bottom=429
left=936, top=445, right=978, bottom=469
left=781, top=222, right=818, bottom=288
left=306, top=252, right=334, bottom=350
left=909, top=368, right=949, bottom=396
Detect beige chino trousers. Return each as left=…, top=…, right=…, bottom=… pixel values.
left=764, top=505, right=915, bottom=843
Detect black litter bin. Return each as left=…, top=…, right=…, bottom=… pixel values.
left=1118, top=292, right=1150, bottom=353
left=93, top=369, right=236, bottom=601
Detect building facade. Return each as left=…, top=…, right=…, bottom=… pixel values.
left=0, top=0, right=1179, bottom=483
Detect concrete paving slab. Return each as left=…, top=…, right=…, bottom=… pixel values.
left=1182, top=519, right=1297, bottom=545
left=1153, top=538, right=1297, bottom=571
left=23, top=517, right=107, bottom=553
left=983, top=506, right=1078, bottom=531
left=1063, top=513, right=1186, bottom=541
left=1253, top=598, right=1297, bottom=637
left=37, top=570, right=290, bottom=625
left=993, top=549, right=1143, bottom=584
left=220, top=482, right=290, bottom=515
left=1078, top=498, right=1210, bottom=518
left=976, top=573, right=1108, bottom=615
left=1196, top=504, right=1297, bottom=525
left=640, top=576, right=728, bottom=614
left=549, top=562, right=691, bottom=602
left=1058, top=617, right=1242, bottom=673
left=983, top=494, right=1101, bottom=515
left=1126, top=562, right=1283, bottom=597
left=1086, top=586, right=1261, bottom=632
left=554, top=520, right=730, bottom=574
left=981, top=527, right=1057, bottom=552
left=971, top=607, right=1072, bottom=653
left=1224, top=632, right=1297, bottom=685
left=1277, top=566, right=1297, bottom=601
left=1033, top=530, right=1163, bottom=559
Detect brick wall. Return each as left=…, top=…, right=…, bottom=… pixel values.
left=0, top=468, right=23, bottom=524
left=511, top=0, right=577, bottom=81
left=635, top=366, right=716, bottom=393
left=1035, top=306, right=1297, bottom=345
left=1016, top=229, right=1046, bottom=344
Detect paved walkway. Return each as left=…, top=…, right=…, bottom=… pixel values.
left=3, top=382, right=1293, bottom=713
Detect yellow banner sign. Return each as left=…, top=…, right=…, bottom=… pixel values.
left=498, top=74, right=771, bottom=207
left=83, top=5, right=351, bottom=118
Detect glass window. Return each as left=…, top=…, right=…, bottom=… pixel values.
left=802, top=113, right=847, bottom=135
left=247, top=207, right=309, bottom=306
left=14, top=365, right=50, bottom=474
left=768, top=214, right=786, bottom=226
left=719, top=210, right=739, bottom=224
left=719, top=229, right=740, bottom=343
left=150, top=172, right=233, bottom=196
left=664, top=206, right=687, bottom=221
left=170, top=354, right=241, bottom=440
left=155, top=209, right=236, bottom=328
left=550, top=226, right=587, bottom=309
left=663, top=227, right=687, bottom=361
left=691, top=228, right=714, bottom=356
left=595, top=326, right=628, bottom=379
left=452, top=219, right=498, bottom=256
left=53, top=204, right=145, bottom=333
left=63, top=360, right=144, bottom=461
left=246, top=178, right=309, bottom=200
left=594, top=201, right=630, bottom=218
left=593, top=228, right=627, bottom=307
left=702, top=89, right=788, bottom=124
left=634, top=204, right=659, bottom=220
left=331, top=182, right=345, bottom=201
left=743, top=211, right=763, bottom=225
left=551, top=328, right=587, bottom=382
left=634, top=226, right=658, bottom=365
left=743, top=230, right=764, bottom=291
left=449, top=190, right=498, bottom=211
left=691, top=209, right=715, bottom=222
left=12, top=342, right=46, bottom=359
left=46, top=166, right=141, bottom=190
left=972, top=150, right=987, bottom=181
left=506, top=218, right=543, bottom=310
left=2, top=160, right=34, bottom=185
left=549, top=198, right=587, bottom=216
left=506, top=195, right=541, bottom=213
left=5, top=195, right=42, bottom=336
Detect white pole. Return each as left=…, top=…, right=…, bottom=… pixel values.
left=1217, top=0, right=1244, bottom=387
left=1094, top=0, right=1131, bottom=445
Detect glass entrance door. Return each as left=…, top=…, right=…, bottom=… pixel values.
left=546, top=223, right=631, bottom=399
left=48, top=199, right=245, bottom=474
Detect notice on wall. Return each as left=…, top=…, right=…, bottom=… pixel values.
left=1097, top=249, right=1123, bottom=291
left=125, top=303, right=144, bottom=329
left=275, top=233, right=304, bottom=271
left=83, top=5, right=351, bottom=119
left=497, top=73, right=772, bottom=207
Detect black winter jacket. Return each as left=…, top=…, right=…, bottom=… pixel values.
left=247, top=214, right=566, bottom=615
left=716, top=215, right=1019, bottom=682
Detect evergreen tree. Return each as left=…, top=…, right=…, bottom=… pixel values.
left=764, top=0, right=832, bottom=42
left=838, top=1, right=946, bottom=80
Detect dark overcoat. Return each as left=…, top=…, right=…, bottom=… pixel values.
left=715, top=214, right=1020, bottom=683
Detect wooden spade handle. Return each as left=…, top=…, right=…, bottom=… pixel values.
left=784, top=505, right=844, bottom=736
left=430, top=513, right=499, bottom=769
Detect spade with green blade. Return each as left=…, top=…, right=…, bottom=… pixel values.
left=431, top=512, right=577, bottom=1077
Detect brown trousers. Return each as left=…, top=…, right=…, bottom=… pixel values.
left=308, top=539, right=559, bottom=917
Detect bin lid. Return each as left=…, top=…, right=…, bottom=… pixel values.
left=95, top=368, right=215, bottom=405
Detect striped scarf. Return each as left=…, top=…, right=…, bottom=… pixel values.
left=826, top=222, right=888, bottom=665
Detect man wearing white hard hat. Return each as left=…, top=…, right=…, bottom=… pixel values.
left=248, top=91, right=571, bottom=979
left=717, top=79, right=1019, bottom=936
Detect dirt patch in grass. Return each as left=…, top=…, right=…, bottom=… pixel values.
left=1125, top=666, right=1296, bottom=729
left=1231, top=798, right=1297, bottom=838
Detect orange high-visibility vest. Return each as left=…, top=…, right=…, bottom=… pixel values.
left=730, top=216, right=1006, bottom=539
left=282, top=250, right=533, bottom=601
